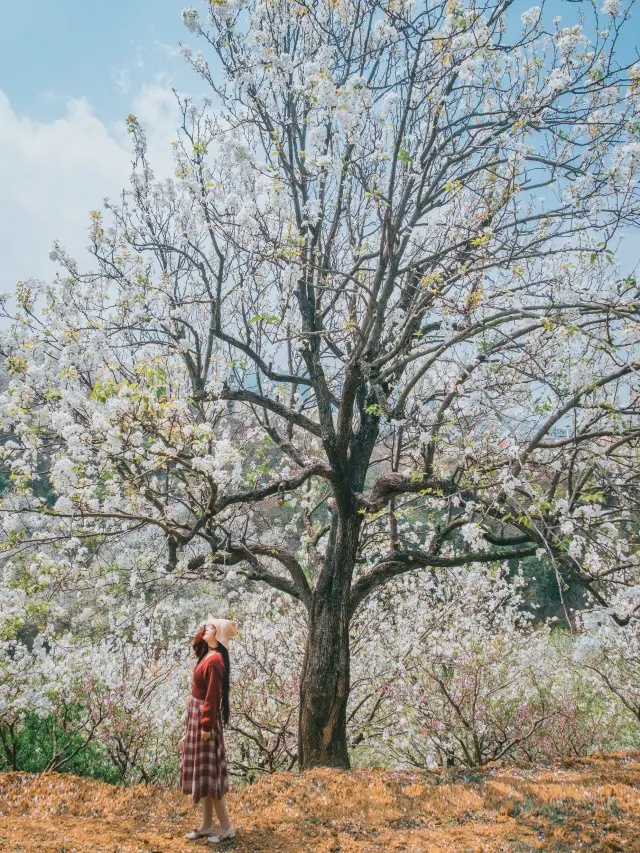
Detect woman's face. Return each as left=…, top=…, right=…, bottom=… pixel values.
left=203, top=622, right=218, bottom=645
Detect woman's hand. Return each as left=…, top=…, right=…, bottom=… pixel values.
left=201, top=730, right=212, bottom=742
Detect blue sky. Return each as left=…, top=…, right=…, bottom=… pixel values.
left=0, top=0, right=209, bottom=294
left=0, top=0, right=638, bottom=296
left=3, top=0, right=637, bottom=127
left=0, top=0, right=198, bottom=125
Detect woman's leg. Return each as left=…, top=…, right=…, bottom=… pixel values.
left=199, top=795, right=215, bottom=831
left=212, top=796, right=232, bottom=831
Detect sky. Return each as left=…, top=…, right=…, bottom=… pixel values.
left=0, top=0, right=208, bottom=294
left=0, top=0, right=638, bottom=300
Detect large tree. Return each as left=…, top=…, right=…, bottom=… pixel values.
left=1, top=0, right=640, bottom=769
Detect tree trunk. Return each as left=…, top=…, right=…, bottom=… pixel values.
left=297, top=512, right=360, bottom=770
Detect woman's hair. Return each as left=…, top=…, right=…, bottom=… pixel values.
left=217, top=643, right=231, bottom=726
left=195, top=636, right=231, bottom=726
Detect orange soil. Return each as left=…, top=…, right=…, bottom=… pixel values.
left=1, top=752, right=639, bottom=853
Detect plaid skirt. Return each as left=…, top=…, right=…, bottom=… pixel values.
left=179, top=695, right=229, bottom=804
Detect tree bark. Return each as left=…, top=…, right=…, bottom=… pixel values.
left=297, top=510, right=361, bottom=770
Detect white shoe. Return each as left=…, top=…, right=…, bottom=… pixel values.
left=186, top=827, right=215, bottom=840
left=207, top=825, right=235, bottom=843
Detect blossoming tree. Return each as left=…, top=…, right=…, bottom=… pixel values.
left=573, top=589, right=640, bottom=726
left=1, top=0, right=640, bottom=769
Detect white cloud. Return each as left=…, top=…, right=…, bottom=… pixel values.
left=155, top=40, right=185, bottom=60
left=132, top=82, right=180, bottom=172
left=113, top=67, right=132, bottom=93
left=111, top=52, right=145, bottom=95
left=0, top=85, right=179, bottom=299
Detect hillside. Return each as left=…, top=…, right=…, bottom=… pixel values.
left=1, top=753, right=639, bottom=852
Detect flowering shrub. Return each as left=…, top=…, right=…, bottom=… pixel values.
left=223, top=593, right=305, bottom=779
left=0, top=577, right=308, bottom=782
left=2, top=561, right=640, bottom=780
left=0, top=611, right=189, bottom=780
left=572, top=591, right=640, bottom=726
left=347, top=565, right=640, bottom=769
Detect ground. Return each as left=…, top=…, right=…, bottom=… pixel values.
left=1, top=752, right=639, bottom=853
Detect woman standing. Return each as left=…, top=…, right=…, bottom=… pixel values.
left=180, top=616, right=237, bottom=843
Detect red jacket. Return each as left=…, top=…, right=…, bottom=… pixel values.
left=191, top=627, right=225, bottom=733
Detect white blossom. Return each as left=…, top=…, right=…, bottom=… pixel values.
left=521, top=7, right=541, bottom=27
left=601, top=0, right=622, bottom=16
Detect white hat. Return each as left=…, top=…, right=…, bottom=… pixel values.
left=205, top=615, right=238, bottom=649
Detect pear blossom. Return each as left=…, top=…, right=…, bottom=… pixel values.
left=2, top=0, right=640, bottom=774
left=601, top=0, right=622, bottom=16
left=521, top=6, right=541, bottom=27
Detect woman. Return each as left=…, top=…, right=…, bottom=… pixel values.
left=180, top=616, right=238, bottom=843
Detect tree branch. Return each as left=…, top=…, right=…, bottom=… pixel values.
left=349, top=546, right=538, bottom=617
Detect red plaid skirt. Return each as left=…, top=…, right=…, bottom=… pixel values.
left=180, top=695, right=229, bottom=804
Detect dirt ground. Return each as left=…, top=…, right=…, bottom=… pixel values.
left=0, top=752, right=638, bottom=853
